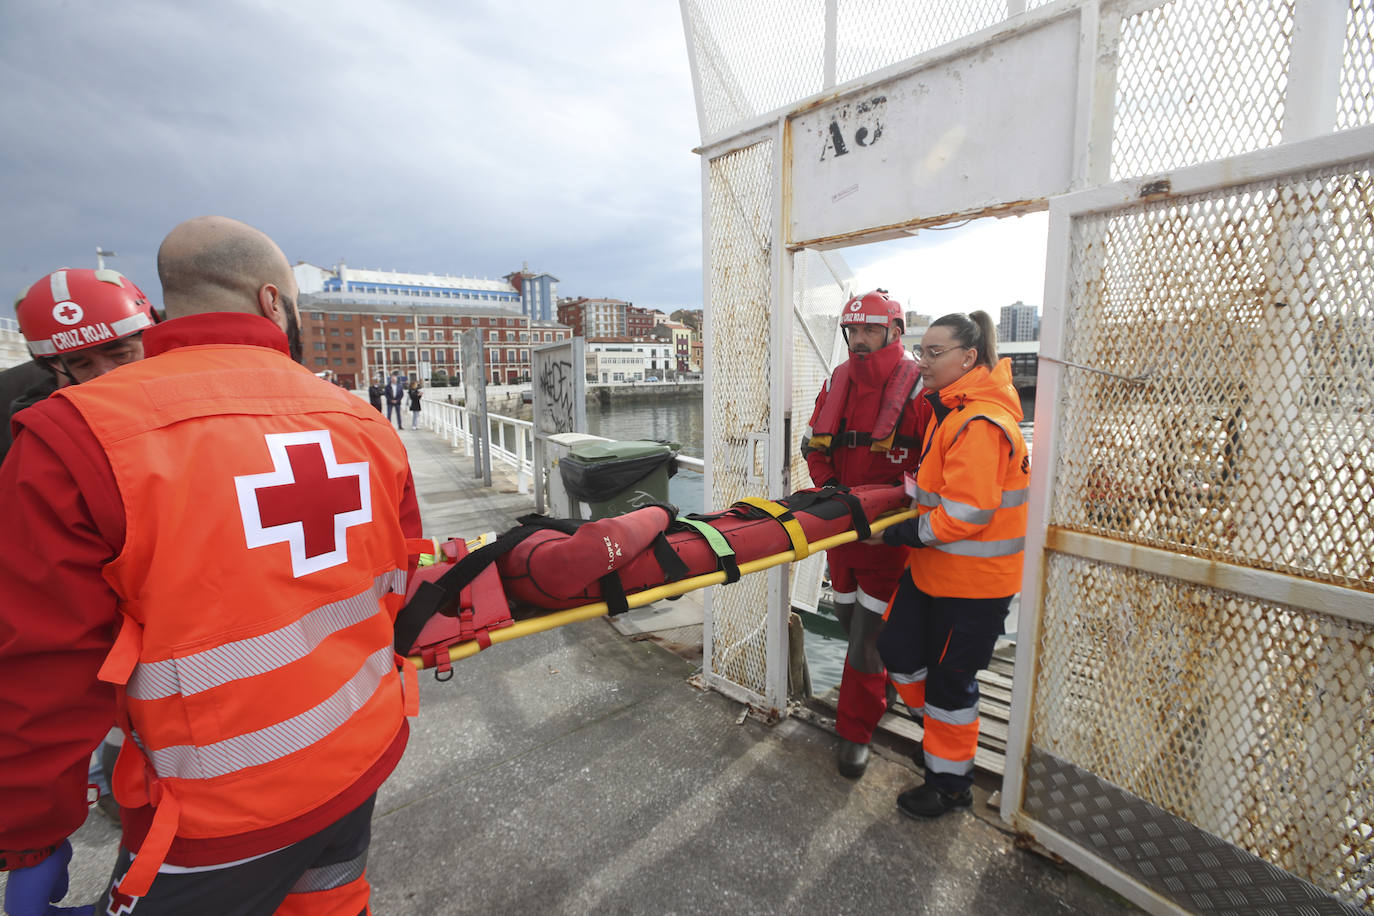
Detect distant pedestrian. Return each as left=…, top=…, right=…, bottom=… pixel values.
left=385, top=371, right=405, bottom=429
left=368, top=377, right=384, bottom=412
left=408, top=381, right=422, bottom=429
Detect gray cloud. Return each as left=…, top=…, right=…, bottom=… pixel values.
left=0, top=0, right=703, bottom=310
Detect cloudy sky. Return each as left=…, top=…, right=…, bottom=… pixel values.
left=1, top=1, right=704, bottom=309
left=1, top=1, right=1046, bottom=316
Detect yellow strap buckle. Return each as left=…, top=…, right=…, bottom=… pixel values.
left=735, top=497, right=810, bottom=560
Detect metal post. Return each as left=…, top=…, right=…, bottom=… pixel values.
left=1280, top=0, right=1346, bottom=142
left=764, top=115, right=794, bottom=715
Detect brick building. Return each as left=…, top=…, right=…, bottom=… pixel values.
left=299, top=297, right=570, bottom=387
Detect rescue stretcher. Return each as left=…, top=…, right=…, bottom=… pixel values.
left=397, top=483, right=916, bottom=677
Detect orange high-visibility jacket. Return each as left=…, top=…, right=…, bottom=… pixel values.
left=57, top=344, right=414, bottom=895
left=907, top=358, right=1030, bottom=598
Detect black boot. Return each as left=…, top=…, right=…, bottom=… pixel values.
left=836, top=738, right=870, bottom=779
left=896, top=783, right=972, bottom=819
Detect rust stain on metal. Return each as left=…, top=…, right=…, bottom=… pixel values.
left=788, top=198, right=1045, bottom=251
left=1138, top=178, right=1172, bottom=199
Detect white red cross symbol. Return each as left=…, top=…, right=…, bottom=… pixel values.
left=53, top=301, right=83, bottom=324
left=106, top=884, right=139, bottom=915
left=234, top=430, right=371, bottom=578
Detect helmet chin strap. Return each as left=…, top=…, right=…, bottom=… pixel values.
left=50, top=355, right=78, bottom=384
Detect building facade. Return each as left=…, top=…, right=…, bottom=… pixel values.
left=505, top=267, right=560, bottom=321
left=557, top=297, right=634, bottom=339
left=298, top=294, right=570, bottom=387
left=293, top=262, right=569, bottom=386
left=585, top=337, right=674, bottom=383
left=999, top=300, right=1040, bottom=342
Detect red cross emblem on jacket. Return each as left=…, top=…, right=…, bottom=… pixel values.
left=234, top=430, right=372, bottom=577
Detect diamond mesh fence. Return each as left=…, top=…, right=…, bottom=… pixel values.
left=1032, top=553, right=1374, bottom=908
left=1338, top=0, right=1374, bottom=132
left=1032, top=158, right=1374, bottom=910
left=1112, top=0, right=1294, bottom=181
left=686, top=0, right=1046, bottom=138
left=705, top=140, right=775, bottom=697
left=683, top=0, right=825, bottom=137
left=833, top=0, right=1007, bottom=85
left=789, top=249, right=852, bottom=612
left=1050, top=161, right=1374, bottom=590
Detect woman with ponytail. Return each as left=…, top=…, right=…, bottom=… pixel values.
left=876, top=310, right=1030, bottom=819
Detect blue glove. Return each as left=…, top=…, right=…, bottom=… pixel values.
left=3, top=840, right=93, bottom=915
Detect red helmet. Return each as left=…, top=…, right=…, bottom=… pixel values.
left=16, top=268, right=156, bottom=358
left=839, top=289, right=903, bottom=335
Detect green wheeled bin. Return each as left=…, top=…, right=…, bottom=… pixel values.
left=558, top=439, right=679, bottom=519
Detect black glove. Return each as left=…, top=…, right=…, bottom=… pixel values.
left=882, top=518, right=926, bottom=548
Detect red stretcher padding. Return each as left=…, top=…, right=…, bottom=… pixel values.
left=495, top=483, right=907, bottom=610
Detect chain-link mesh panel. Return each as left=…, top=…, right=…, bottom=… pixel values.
left=1030, top=552, right=1374, bottom=909
left=1337, top=0, right=1374, bottom=131
left=706, top=140, right=775, bottom=696
left=1049, top=160, right=1374, bottom=592
left=833, top=0, right=1007, bottom=85
left=683, top=0, right=825, bottom=138
left=789, top=249, right=852, bottom=611
left=1112, top=0, right=1294, bottom=181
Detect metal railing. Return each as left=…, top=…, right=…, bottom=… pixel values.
left=420, top=397, right=535, bottom=493
left=417, top=394, right=706, bottom=495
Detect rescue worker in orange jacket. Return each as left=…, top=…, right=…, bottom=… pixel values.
left=801, top=289, right=931, bottom=779
left=877, top=310, right=1029, bottom=818
left=0, top=216, right=423, bottom=914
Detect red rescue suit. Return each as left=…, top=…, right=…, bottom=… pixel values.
left=802, top=339, right=930, bottom=744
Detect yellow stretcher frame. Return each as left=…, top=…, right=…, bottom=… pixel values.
left=404, top=506, right=916, bottom=671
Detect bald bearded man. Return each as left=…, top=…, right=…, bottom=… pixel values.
left=0, top=216, right=423, bottom=915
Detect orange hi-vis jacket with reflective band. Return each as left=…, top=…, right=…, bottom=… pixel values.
left=906, top=358, right=1030, bottom=598
left=56, top=343, right=415, bottom=896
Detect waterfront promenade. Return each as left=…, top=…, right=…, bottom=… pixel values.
left=30, top=419, right=1137, bottom=914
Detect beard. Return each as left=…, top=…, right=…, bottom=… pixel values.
left=282, top=295, right=304, bottom=364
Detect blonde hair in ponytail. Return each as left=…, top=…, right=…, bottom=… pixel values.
left=930, top=311, right=999, bottom=368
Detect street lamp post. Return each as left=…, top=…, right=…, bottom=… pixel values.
left=377, top=320, right=388, bottom=380
left=96, top=247, right=116, bottom=270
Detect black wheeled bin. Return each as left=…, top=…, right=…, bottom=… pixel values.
left=558, top=439, right=679, bottom=519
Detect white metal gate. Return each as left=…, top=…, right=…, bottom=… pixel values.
left=683, top=4, right=1373, bottom=908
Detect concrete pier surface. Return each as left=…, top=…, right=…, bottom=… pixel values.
left=17, top=421, right=1138, bottom=914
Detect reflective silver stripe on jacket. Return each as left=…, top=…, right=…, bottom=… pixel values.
left=129, top=571, right=405, bottom=701
left=913, top=486, right=1029, bottom=515
left=932, top=536, right=1026, bottom=558
left=939, top=496, right=995, bottom=525
left=290, top=850, right=368, bottom=893
left=1001, top=486, right=1029, bottom=508
left=888, top=667, right=927, bottom=685
left=145, top=647, right=395, bottom=780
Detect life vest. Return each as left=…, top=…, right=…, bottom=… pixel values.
left=906, top=360, right=1029, bottom=598
left=808, top=351, right=921, bottom=453
left=56, top=345, right=415, bottom=896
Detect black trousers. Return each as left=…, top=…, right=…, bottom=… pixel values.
left=97, top=795, right=375, bottom=916
left=877, top=575, right=1010, bottom=792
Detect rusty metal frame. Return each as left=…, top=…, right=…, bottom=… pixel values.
left=1002, top=123, right=1374, bottom=915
